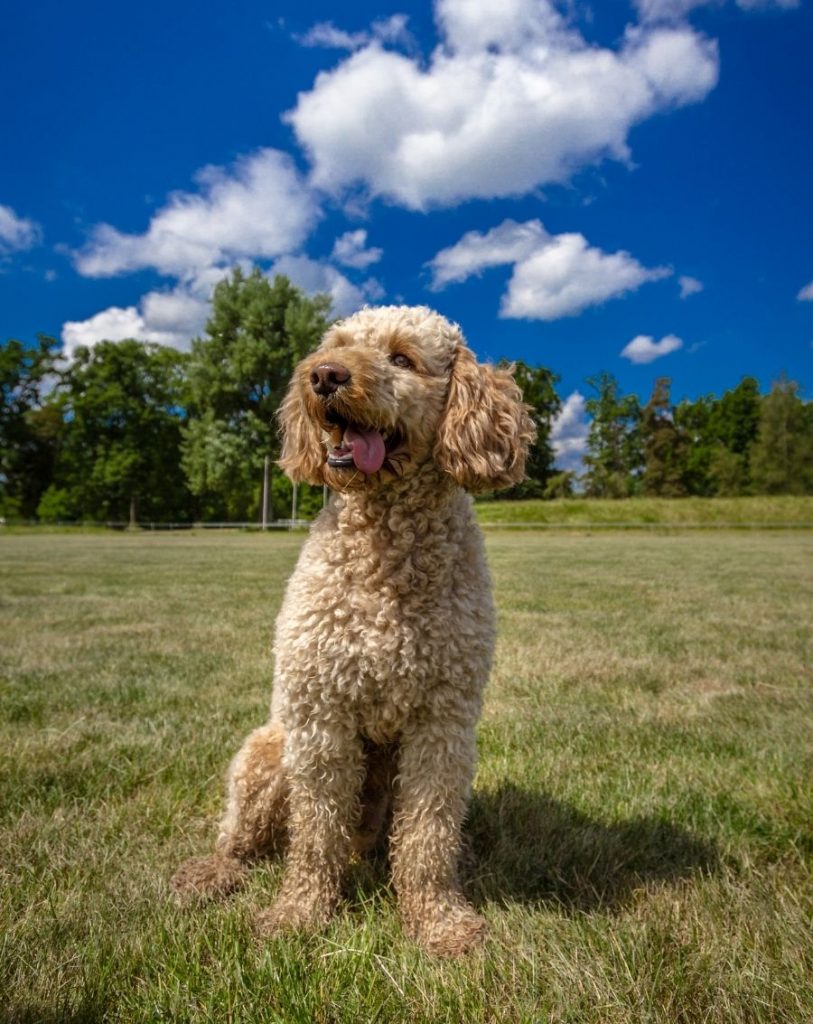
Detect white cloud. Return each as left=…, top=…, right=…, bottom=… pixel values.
left=74, top=149, right=319, bottom=278
left=435, top=0, right=571, bottom=53
left=296, top=23, right=369, bottom=50
left=61, top=249, right=381, bottom=361
left=636, top=0, right=798, bottom=21
left=621, top=333, right=684, bottom=364
left=735, top=0, right=799, bottom=9
left=636, top=0, right=716, bottom=20
left=429, top=219, right=545, bottom=288
left=331, top=229, right=383, bottom=269
left=797, top=280, right=813, bottom=301
left=60, top=271, right=223, bottom=359
left=295, top=15, right=413, bottom=51
left=506, top=235, right=670, bottom=320
left=0, top=203, right=42, bottom=254
left=286, top=0, right=718, bottom=209
left=269, top=256, right=382, bottom=316
left=679, top=274, right=703, bottom=298
left=551, top=390, right=590, bottom=472
left=65, top=136, right=382, bottom=355
left=428, top=219, right=670, bottom=320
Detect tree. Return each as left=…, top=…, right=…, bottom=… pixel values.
left=182, top=270, right=331, bottom=520
left=498, top=360, right=560, bottom=498
left=674, top=393, right=714, bottom=495
left=0, top=335, right=60, bottom=519
left=707, top=444, right=746, bottom=496
left=41, top=340, right=191, bottom=523
left=582, top=372, right=642, bottom=498
left=750, top=376, right=813, bottom=494
left=709, top=376, right=761, bottom=461
left=543, top=470, right=575, bottom=499
left=675, top=377, right=760, bottom=496
left=640, top=377, right=688, bottom=497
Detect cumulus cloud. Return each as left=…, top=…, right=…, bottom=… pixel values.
left=0, top=203, right=42, bottom=255
left=285, top=0, right=719, bottom=209
left=551, top=390, right=590, bottom=472
left=679, top=274, right=703, bottom=298
left=295, top=15, right=413, bottom=51
left=331, top=229, right=383, bottom=269
left=429, top=219, right=670, bottom=319
left=797, top=280, right=813, bottom=301
left=74, top=149, right=319, bottom=278
left=61, top=273, right=218, bottom=359
left=621, top=333, right=684, bottom=364
left=429, top=219, right=544, bottom=288
left=636, top=0, right=798, bottom=21
left=269, top=256, right=383, bottom=317
left=60, top=250, right=378, bottom=358
left=735, top=0, right=799, bottom=9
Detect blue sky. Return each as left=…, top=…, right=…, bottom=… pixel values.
left=2, top=0, right=812, bottom=466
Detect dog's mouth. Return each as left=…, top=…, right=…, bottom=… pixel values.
left=324, top=409, right=404, bottom=475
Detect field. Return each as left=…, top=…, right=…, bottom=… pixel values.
left=1, top=526, right=812, bottom=1023
left=473, top=494, right=813, bottom=527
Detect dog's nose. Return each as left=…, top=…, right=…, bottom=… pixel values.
left=310, top=362, right=351, bottom=396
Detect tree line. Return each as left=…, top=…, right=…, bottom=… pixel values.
left=1, top=269, right=811, bottom=524
left=581, top=370, right=812, bottom=499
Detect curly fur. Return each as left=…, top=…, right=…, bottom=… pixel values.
left=171, top=305, right=535, bottom=956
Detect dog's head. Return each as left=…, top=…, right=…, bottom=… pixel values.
left=278, top=305, right=535, bottom=493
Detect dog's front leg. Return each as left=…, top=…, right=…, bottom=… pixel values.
left=390, top=707, right=487, bottom=956
left=255, top=723, right=364, bottom=937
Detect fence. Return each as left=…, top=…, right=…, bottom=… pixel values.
left=1, top=519, right=313, bottom=531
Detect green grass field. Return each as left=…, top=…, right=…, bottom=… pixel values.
left=1, top=528, right=812, bottom=1023
left=473, top=494, right=813, bottom=527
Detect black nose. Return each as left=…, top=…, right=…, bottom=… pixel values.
left=310, top=362, right=351, bottom=396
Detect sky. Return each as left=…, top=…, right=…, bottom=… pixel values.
left=2, top=0, right=812, bottom=469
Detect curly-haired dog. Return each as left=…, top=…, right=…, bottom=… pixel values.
left=171, top=306, right=534, bottom=956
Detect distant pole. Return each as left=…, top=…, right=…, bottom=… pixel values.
left=291, top=482, right=298, bottom=524
left=323, top=483, right=328, bottom=508
left=262, top=456, right=269, bottom=531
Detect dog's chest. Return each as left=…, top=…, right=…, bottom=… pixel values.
left=275, top=517, right=491, bottom=740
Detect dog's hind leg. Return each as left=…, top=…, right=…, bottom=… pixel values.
left=171, top=721, right=289, bottom=900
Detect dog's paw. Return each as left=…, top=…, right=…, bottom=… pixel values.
left=408, top=898, right=487, bottom=957
left=170, top=855, right=247, bottom=901
left=254, top=893, right=335, bottom=939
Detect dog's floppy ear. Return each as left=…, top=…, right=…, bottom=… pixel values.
left=434, top=345, right=536, bottom=492
left=277, top=377, right=325, bottom=485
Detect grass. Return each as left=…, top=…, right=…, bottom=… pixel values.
left=1, top=528, right=811, bottom=1023
left=474, top=494, right=813, bottom=527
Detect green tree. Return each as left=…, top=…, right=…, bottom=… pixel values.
left=582, top=372, right=642, bottom=498
left=41, top=340, right=190, bottom=524
left=543, top=470, right=575, bottom=499
left=707, top=444, right=746, bottom=496
left=750, top=376, right=813, bottom=494
left=640, top=377, right=688, bottom=497
left=709, top=376, right=760, bottom=456
left=182, top=270, right=331, bottom=520
left=0, top=335, right=60, bottom=519
left=499, top=361, right=560, bottom=498
left=674, top=393, right=714, bottom=495
left=675, top=377, right=760, bottom=495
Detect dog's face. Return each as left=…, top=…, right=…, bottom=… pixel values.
left=279, top=305, right=535, bottom=493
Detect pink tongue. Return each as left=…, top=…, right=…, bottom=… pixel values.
left=344, top=426, right=386, bottom=474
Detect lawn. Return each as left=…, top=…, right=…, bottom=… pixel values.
left=474, top=494, right=813, bottom=527
left=1, top=528, right=811, bottom=1023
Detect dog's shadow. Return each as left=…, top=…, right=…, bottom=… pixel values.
left=461, top=782, right=719, bottom=914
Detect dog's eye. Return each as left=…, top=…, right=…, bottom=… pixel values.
left=390, top=353, right=414, bottom=370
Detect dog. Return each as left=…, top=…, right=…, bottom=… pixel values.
left=171, top=305, right=534, bottom=956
